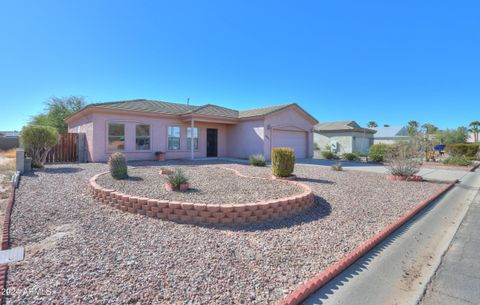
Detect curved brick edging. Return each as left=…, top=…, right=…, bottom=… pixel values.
left=277, top=180, right=458, bottom=305
left=0, top=184, right=16, bottom=305
left=89, top=167, right=314, bottom=225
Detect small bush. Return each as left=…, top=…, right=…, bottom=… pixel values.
left=386, top=142, right=422, bottom=177
left=108, top=152, right=128, bottom=179
left=249, top=154, right=266, bottom=166
left=368, top=144, right=389, bottom=162
left=443, top=156, right=472, bottom=166
left=313, top=142, right=320, bottom=151
left=166, top=169, right=189, bottom=189
left=271, top=148, right=295, bottom=177
left=20, top=125, right=59, bottom=168
left=321, top=150, right=336, bottom=160
left=445, top=144, right=479, bottom=158
left=331, top=162, right=343, bottom=171
left=342, top=152, right=359, bottom=161
left=353, top=150, right=365, bottom=157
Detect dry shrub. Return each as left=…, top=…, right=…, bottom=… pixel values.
left=0, top=148, right=16, bottom=159
left=385, top=142, right=422, bottom=177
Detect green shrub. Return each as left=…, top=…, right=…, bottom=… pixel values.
left=321, top=150, right=336, bottom=159
left=331, top=162, right=343, bottom=171
left=443, top=156, right=472, bottom=166
left=353, top=150, right=365, bottom=157
left=342, top=152, right=359, bottom=161
left=108, top=152, right=128, bottom=179
left=20, top=125, right=59, bottom=168
left=368, top=144, right=389, bottom=162
left=248, top=154, right=266, bottom=166
left=445, top=144, right=479, bottom=158
left=166, top=169, right=189, bottom=189
left=313, top=142, right=320, bottom=151
left=271, top=148, right=295, bottom=177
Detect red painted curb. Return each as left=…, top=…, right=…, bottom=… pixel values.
left=277, top=179, right=458, bottom=305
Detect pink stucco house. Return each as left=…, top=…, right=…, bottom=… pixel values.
left=65, top=99, right=318, bottom=162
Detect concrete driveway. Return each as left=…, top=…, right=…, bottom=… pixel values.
left=297, top=159, right=469, bottom=182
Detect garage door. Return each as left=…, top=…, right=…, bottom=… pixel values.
left=272, top=130, right=307, bottom=158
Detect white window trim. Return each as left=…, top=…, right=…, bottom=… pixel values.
left=107, top=122, right=126, bottom=152
left=105, top=121, right=154, bottom=153
left=135, top=123, right=152, bottom=152
left=167, top=125, right=182, bottom=151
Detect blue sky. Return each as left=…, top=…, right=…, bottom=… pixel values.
left=1, top=0, right=479, bottom=131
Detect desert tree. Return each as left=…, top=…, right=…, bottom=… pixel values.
left=30, top=96, right=87, bottom=133
left=20, top=125, right=59, bottom=168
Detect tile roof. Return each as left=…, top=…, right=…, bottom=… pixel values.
left=238, top=104, right=292, bottom=118
left=80, top=99, right=316, bottom=121
left=313, top=121, right=376, bottom=134
left=372, top=126, right=409, bottom=138
left=90, top=99, right=199, bottom=115
left=188, top=104, right=239, bottom=118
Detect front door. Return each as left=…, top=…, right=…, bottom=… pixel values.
left=206, top=128, right=218, bottom=157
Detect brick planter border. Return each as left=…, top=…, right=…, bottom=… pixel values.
left=277, top=179, right=458, bottom=305
left=89, top=167, right=314, bottom=225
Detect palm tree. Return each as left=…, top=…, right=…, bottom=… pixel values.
left=407, top=120, right=419, bottom=136
left=367, top=121, right=378, bottom=128
left=421, top=123, right=438, bottom=135
left=469, top=121, right=480, bottom=143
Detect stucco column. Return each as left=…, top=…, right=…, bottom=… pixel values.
left=191, top=119, right=195, bottom=160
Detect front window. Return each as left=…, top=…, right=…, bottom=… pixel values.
left=168, top=126, right=181, bottom=150
left=136, top=124, right=150, bottom=150
left=108, top=123, right=125, bottom=150
left=187, top=127, right=199, bottom=150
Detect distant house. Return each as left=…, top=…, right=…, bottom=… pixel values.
left=65, top=99, right=318, bottom=162
left=467, top=133, right=476, bottom=143
left=372, top=126, right=409, bottom=144
left=313, top=121, right=376, bottom=155
left=0, top=130, right=20, bottom=150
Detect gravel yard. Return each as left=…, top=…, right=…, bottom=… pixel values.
left=96, top=166, right=303, bottom=204
left=7, top=160, right=446, bottom=304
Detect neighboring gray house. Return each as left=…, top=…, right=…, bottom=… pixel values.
left=372, top=126, right=409, bottom=144
left=313, top=121, right=376, bottom=155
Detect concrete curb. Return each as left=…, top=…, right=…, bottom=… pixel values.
left=277, top=179, right=458, bottom=305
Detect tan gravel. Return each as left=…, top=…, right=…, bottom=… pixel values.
left=96, top=166, right=303, bottom=204
left=7, top=160, right=446, bottom=304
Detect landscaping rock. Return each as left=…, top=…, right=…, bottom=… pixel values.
left=7, top=161, right=445, bottom=304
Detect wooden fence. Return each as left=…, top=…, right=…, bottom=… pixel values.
left=46, top=133, right=78, bottom=163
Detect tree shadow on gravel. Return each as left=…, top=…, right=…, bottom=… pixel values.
left=197, top=195, right=332, bottom=232
left=296, top=177, right=335, bottom=185
left=125, top=176, right=144, bottom=182
left=44, top=167, right=84, bottom=174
